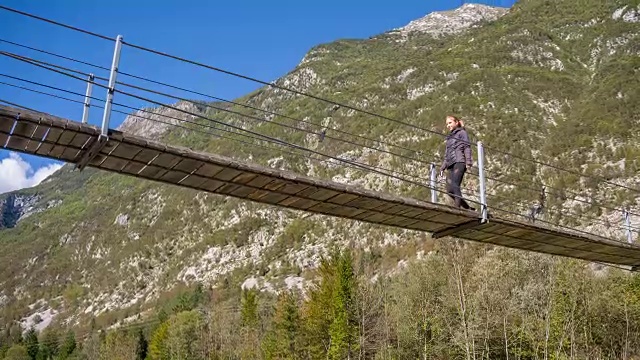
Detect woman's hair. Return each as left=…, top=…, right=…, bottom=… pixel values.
left=447, top=115, right=465, bottom=128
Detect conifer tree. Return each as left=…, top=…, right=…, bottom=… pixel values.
left=328, top=250, right=358, bottom=359
left=301, top=256, right=336, bottom=358
left=191, top=283, right=205, bottom=307
left=147, top=322, right=169, bottom=360
left=157, top=308, right=168, bottom=324
left=23, top=328, right=38, bottom=360
left=241, top=289, right=259, bottom=328
left=59, top=330, right=76, bottom=358
left=240, top=289, right=261, bottom=359
left=39, top=328, right=59, bottom=360
left=135, top=328, right=148, bottom=360
left=301, top=249, right=359, bottom=359
left=263, top=291, right=301, bottom=359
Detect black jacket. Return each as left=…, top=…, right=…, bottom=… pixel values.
left=440, top=127, right=472, bottom=172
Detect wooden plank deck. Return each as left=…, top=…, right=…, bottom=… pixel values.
left=2, top=105, right=639, bottom=269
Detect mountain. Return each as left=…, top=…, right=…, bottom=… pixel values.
left=1, top=0, right=640, bottom=358
left=389, top=3, right=509, bottom=39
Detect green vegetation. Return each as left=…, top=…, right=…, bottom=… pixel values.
left=0, top=327, right=79, bottom=360
left=2, top=248, right=639, bottom=359
left=1, top=0, right=640, bottom=357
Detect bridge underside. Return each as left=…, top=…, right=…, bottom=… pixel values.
left=2, top=105, right=639, bottom=269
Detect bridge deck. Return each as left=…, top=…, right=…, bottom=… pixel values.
left=2, top=105, right=639, bottom=269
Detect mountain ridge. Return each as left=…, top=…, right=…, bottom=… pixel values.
left=1, top=1, right=640, bottom=357
left=389, top=3, right=510, bottom=39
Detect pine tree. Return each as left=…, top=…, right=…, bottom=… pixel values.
left=23, top=328, right=38, bottom=360
left=172, top=292, right=193, bottom=313
left=328, top=250, right=358, bottom=359
left=302, top=254, right=337, bottom=358
left=147, top=322, right=169, bottom=360
left=39, top=328, right=59, bottom=359
left=240, top=289, right=261, bottom=359
left=241, top=289, right=259, bottom=328
left=59, top=330, right=76, bottom=358
left=158, top=308, right=169, bottom=324
left=279, top=291, right=301, bottom=356
left=135, top=328, right=148, bottom=360
left=301, top=249, right=360, bottom=359
left=191, top=282, right=205, bottom=308
left=263, top=291, right=301, bottom=359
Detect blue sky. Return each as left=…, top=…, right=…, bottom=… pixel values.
left=0, top=0, right=515, bottom=192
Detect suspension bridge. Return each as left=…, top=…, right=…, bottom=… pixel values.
left=2, top=104, right=640, bottom=269
left=0, top=5, right=639, bottom=271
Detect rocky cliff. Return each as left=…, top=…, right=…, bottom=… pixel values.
left=1, top=0, right=639, bottom=343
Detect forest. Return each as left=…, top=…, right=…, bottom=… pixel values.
left=2, top=243, right=639, bottom=359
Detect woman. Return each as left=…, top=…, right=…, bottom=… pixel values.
left=439, top=115, right=474, bottom=210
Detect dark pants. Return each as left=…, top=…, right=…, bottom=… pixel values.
left=446, top=162, right=473, bottom=210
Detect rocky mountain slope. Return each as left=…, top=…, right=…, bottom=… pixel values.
left=389, top=3, right=509, bottom=39
left=1, top=0, right=639, bottom=347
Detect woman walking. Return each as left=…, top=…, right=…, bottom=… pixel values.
left=439, top=115, right=475, bottom=210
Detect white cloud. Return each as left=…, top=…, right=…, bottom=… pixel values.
left=0, top=152, right=62, bottom=194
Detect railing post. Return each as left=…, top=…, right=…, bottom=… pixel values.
left=101, top=35, right=123, bottom=136
left=76, top=35, right=123, bottom=171
left=430, top=163, right=437, bottom=203
left=625, top=208, right=633, bottom=244
left=81, top=73, right=94, bottom=124
left=477, top=141, right=488, bottom=223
